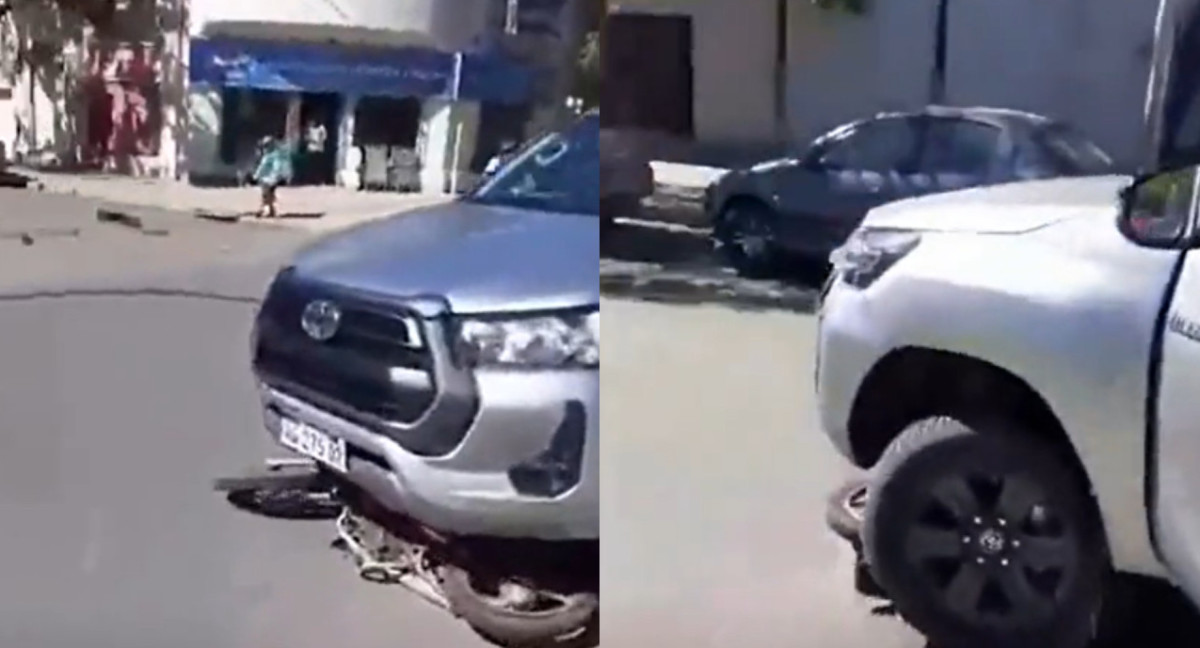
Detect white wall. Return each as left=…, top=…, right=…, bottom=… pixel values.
left=418, top=98, right=481, bottom=193
left=612, top=0, right=778, bottom=148
left=617, top=0, right=1158, bottom=168
left=0, top=93, right=15, bottom=164
left=190, top=0, right=492, bottom=51
left=185, top=84, right=227, bottom=180
left=784, top=0, right=1157, bottom=166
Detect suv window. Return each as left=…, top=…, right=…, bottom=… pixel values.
left=919, top=118, right=1002, bottom=176
left=817, top=118, right=921, bottom=173
left=1031, top=122, right=1114, bottom=176
left=467, top=114, right=599, bottom=216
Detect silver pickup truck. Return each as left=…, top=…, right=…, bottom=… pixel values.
left=817, top=1, right=1200, bottom=646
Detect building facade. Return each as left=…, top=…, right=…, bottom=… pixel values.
left=0, top=0, right=584, bottom=193
left=186, top=0, right=547, bottom=192
left=609, top=0, right=1160, bottom=168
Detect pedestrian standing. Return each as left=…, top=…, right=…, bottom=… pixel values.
left=253, top=136, right=294, bottom=219
left=303, top=118, right=328, bottom=184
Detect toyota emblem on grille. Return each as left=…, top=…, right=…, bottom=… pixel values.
left=301, top=300, right=341, bottom=341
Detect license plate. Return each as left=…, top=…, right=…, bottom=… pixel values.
left=279, top=417, right=348, bottom=473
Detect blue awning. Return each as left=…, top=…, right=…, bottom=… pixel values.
left=189, top=38, right=535, bottom=105
left=458, top=50, right=537, bottom=106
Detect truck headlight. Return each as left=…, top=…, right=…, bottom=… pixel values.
left=455, top=310, right=599, bottom=369
left=829, top=228, right=921, bottom=288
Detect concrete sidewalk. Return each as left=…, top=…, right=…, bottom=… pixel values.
left=15, top=161, right=727, bottom=232
left=18, top=170, right=450, bottom=233
left=643, top=162, right=727, bottom=229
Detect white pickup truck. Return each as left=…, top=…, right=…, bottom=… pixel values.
left=816, top=1, right=1200, bottom=646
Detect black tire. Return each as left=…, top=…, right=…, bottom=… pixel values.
left=600, top=194, right=642, bottom=222
left=862, top=416, right=1107, bottom=648
left=212, top=462, right=324, bottom=493
left=225, top=487, right=342, bottom=520
left=215, top=463, right=340, bottom=520
left=442, top=566, right=598, bottom=647
left=716, top=201, right=779, bottom=278
left=825, top=478, right=868, bottom=545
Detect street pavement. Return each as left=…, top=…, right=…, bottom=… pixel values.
left=602, top=298, right=923, bottom=648
left=600, top=220, right=820, bottom=313
left=0, top=187, right=858, bottom=648
left=15, top=169, right=450, bottom=234
left=4, top=187, right=1194, bottom=648
left=602, top=298, right=1200, bottom=648
left=0, top=190, right=483, bottom=648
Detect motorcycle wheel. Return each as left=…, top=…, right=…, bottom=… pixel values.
left=442, top=565, right=598, bottom=647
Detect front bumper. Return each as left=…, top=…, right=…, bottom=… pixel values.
left=258, top=367, right=599, bottom=541
left=816, top=277, right=890, bottom=464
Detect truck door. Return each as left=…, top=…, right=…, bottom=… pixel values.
left=1148, top=165, right=1200, bottom=601
left=1143, top=0, right=1200, bottom=601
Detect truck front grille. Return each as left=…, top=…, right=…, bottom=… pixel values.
left=253, top=273, right=436, bottom=425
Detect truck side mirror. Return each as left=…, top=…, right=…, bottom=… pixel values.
left=1118, top=166, right=1198, bottom=247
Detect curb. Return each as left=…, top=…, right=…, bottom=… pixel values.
left=95, top=207, right=171, bottom=236
left=599, top=271, right=816, bottom=312
left=0, top=227, right=81, bottom=246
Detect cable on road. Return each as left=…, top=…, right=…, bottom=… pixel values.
left=0, top=286, right=261, bottom=306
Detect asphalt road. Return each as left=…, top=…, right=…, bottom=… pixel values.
left=0, top=190, right=484, bottom=647
left=602, top=300, right=1200, bottom=648
left=602, top=298, right=923, bottom=647
left=0, top=188, right=876, bottom=648
left=5, top=187, right=1193, bottom=648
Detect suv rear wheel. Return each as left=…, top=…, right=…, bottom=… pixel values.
left=863, top=416, right=1107, bottom=648
left=717, top=200, right=779, bottom=278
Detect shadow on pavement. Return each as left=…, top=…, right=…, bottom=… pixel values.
left=0, top=170, right=32, bottom=188
left=1104, top=579, right=1200, bottom=647
left=881, top=576, right=1200, bottom=648
left=600, top=218, right=819, bottom=313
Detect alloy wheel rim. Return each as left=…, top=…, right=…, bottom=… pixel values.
left=904, top=473, right=1076, bottom=626
left=731, top=212, right=770, bottom=258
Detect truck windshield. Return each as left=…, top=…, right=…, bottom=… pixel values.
left=466, top=115, right=599, bottom=217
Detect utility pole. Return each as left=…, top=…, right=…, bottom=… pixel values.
left=505, top=0, right=520, bottom=35
left=928, top=0, right=948, bottom=104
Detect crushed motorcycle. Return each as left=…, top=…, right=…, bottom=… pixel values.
left=214, top=459, right=598, bottom=647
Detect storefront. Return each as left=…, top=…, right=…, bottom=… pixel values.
left=186, top=37, right=534, bottom=192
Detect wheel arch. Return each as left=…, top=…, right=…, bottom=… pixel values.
left=846, top=346, right=1093, bottom=497
left=713, top=193, right=774, bottom=234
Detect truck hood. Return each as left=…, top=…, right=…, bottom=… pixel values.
left=862, top=174, right=1133, bottom=234
left=290, top=201, right=600, bottom=315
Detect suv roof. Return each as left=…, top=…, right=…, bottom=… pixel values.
left=874, top=105, right=1054, bottom=130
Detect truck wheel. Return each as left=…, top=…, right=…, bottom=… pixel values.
left=442, top=566, right=598, bottom=647
left=862, top=416, right=1106, bottom=648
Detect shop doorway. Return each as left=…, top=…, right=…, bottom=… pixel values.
left=473, top=102, right=532, bottom=173
left=297, top=92, right=340, bottom=185
left=218, top=88, right=290, bottom=183
left=353, top=96, right=423, bottom=191
left=602, top=13, right=694, bottom=137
